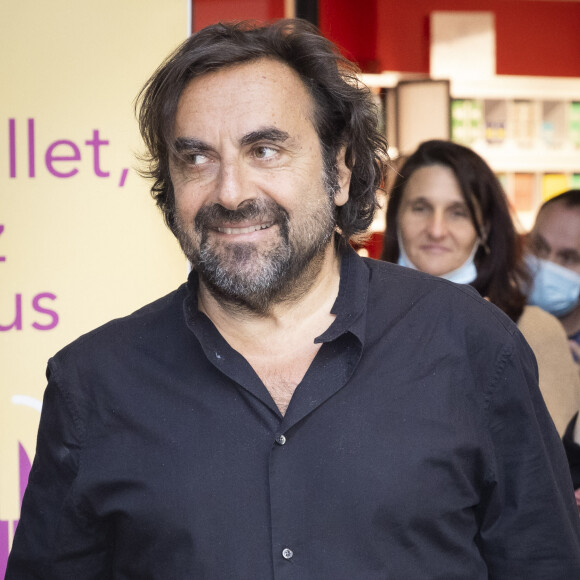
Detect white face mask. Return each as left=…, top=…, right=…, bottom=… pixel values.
left=526, top=254, right=580, bottom=317
left=397, top=233, right=479, bottom=285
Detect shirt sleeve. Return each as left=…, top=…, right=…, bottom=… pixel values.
left=477, top=331, right=580, bottom=579
left=5, top=358, right=111, bottom=579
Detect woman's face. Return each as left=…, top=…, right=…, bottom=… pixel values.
left=397, top=165, right=479, bottom=277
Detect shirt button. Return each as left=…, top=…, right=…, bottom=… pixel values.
left=275, top=434, right=286, bottom=445
left=282, top=548, right=294, bottom=560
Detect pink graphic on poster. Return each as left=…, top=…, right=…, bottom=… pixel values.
left=0, top=444, right=32, bottom=576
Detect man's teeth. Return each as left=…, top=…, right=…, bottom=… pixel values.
left=217, top=223, right=272, bottom=234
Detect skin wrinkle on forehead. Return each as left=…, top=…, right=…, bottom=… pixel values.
left=173, top=129, right=292, bottom=155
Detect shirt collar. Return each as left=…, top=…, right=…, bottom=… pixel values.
left=315, top=242, right=368, bottom=345
left=184, top=241, right=369, bottom=346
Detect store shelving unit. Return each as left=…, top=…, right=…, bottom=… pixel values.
left=361, top=72, right=580, bottom=231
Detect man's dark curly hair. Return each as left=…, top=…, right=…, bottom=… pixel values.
left=136, top=18, right=388, bottom=243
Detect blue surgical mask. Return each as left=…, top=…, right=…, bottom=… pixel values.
left=397, top=234, right=479, bottom=285
left=526, top=254, right=580, bottom=317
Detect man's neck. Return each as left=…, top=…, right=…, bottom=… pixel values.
left=560, top=304, right=580, bottom=338
left=197, top=243, right=343, bottom=415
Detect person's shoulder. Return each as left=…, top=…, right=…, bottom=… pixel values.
left=518, top=304, right=568, bottom=339
left=518, top=304, right=574, bottom=365
left=53, top=283, right=188, bottom=364
left=362, top=257, right=516, bottom=335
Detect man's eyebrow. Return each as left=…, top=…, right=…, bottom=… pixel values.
left=240, top=128, right=290, bottom=147
left=173, top=137, right=212, bottom=153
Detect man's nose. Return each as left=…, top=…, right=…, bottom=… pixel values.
left=213, top=159, right=253, bottom=210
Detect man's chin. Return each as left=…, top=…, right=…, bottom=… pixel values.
left=192, top=248, right=286, bottom=305
left=200, top=270, right=287, bottom=314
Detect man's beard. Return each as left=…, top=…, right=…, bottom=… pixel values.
left=174, top=187, right=338, bottom=315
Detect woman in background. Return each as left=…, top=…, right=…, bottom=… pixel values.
left=380, top=139, right=580, bottom=436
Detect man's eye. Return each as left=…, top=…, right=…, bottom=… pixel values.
left=179, top=152, right=209, bottom=166
left=189, top=153, right=209, bottom=165
left=562, top=255, right=580, bottom=267
left=253, top=146, right=277, bottom=160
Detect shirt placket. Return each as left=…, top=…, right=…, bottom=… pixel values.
left=267, top=335, right=363, bottom=579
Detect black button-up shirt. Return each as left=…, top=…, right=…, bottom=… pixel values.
left=7, top=247, right=580, bottom=578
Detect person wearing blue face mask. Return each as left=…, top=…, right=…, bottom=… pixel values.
left=526, top=255, right=580, bottom=318
left=527, top=190, right=580, bottom=512
left=381, top=140, right=580, bottom=437
left=527, top=190, right=580, bottom=351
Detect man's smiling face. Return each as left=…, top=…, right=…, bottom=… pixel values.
left=169, top=57, right=350, bottom=312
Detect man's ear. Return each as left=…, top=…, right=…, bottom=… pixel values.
left=334, top=145, right=352, bottom=207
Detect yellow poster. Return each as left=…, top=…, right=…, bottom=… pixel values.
left=0, top=0, right=189, bottom=569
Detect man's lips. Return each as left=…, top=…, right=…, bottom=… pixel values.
left=215, top=222, right=274, bottom=235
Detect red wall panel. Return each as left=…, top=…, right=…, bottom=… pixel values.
left=192, top=0, right=580, bottom=78
left=494, top=2, right=580, bottom=77
left=372, top=0, right=580, bottom=77
left=318, top=0, right=378, bottom=70
left=193, top=0, right=284, bottom=31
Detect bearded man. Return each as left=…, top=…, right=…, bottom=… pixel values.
left=7, top=19, right=580, bottom=579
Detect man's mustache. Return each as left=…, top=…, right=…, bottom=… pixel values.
left=194, top=200, right=289, bottom=231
